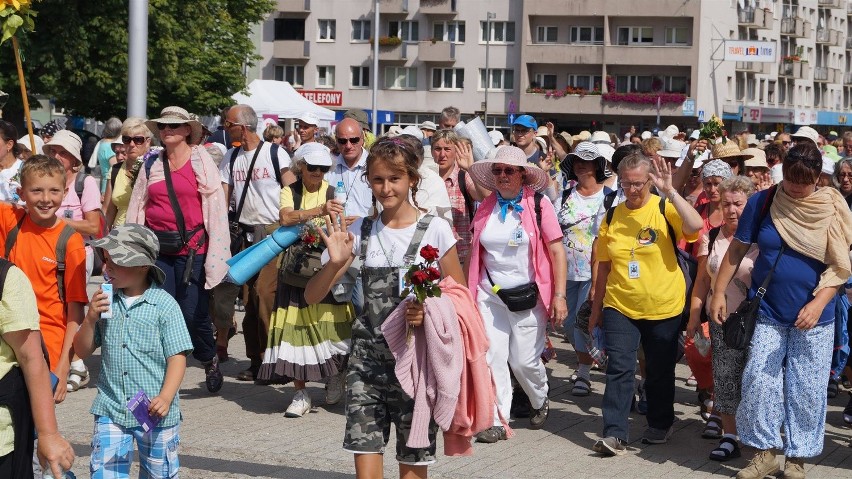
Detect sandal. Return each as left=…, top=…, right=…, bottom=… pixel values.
left=843, top=394, right=852, bottom=425
left=829, top=378, right=839, bottom=399
left=702, top=415, right=723, bottom=439
left=571, top=377, right=591, bottom=397
left=569, top=371, right=579, bottom=383
left=708, top=436, right=741, bottom=461
left=66, top=366, right=90, bottom=392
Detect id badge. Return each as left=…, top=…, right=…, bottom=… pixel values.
left=63, top=209, right=73, bottom=219
left=398, top=267, right=408, bottom=296
left=508, top=227, right=524, bottom=247
left=628, top=260, right=640, bottom=279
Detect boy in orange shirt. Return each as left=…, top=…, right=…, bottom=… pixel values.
left=0, top=155, right=87, bottom=403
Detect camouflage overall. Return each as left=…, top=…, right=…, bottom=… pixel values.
left=343, top=215, right=438, bottom=464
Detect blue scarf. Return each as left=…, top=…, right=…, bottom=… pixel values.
left=496, top=191, right=524, bottom=221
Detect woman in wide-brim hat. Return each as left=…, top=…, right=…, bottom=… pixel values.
left=127, top=105, right=230, bottom=394
left=466, top=145, right=567, bottom=443
left=710, top=140, right=752, bottom=176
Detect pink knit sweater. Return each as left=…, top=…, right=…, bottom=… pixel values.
left=382, top=294, right=463, bottom=449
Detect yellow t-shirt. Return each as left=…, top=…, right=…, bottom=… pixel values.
left=110, top=164, right=133, bottom=226
left=279, top=180, right=330, bottom=211
left=0, top=266, right=40, bottom=456
left=597, top=195, right=699, bottom=320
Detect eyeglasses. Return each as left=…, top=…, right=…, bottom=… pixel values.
left=512, top=128, right=533, bottom=136
left=491, top=167, right=521, bottom=176
left=122, top=135, right=147, bottom=145
left=619, top=179, right=651, bottom=190
left=839, top=173, right=852, bottom=179
left=305, top=164, right=331, bottom=173
left=781, top=141, right=792, bottom=146
left=336, top=137, right=361, bottom=145
left=222, top=120, right=245, bottom=129
left=157, top=123, right=187, bottom=131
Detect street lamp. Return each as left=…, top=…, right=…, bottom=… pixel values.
left=483, top=12, right=496, bottom=127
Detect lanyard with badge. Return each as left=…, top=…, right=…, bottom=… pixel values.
left=628, top=226, right=655, bottom=279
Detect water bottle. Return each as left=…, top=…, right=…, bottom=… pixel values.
left=694, top=331, right=711, bottom=357
left=334, top=181, right=347, bottom=216
left=43, top=469, right=76, bottom=479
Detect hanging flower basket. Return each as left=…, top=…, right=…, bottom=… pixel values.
left=601, top=92, right=687, bottom=105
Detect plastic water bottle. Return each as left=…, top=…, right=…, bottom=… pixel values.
left=43, top=469, right=76, bottom=479
left=694, top=332, right=711, bottom=357
left=334, top=181, right=347, bottom=216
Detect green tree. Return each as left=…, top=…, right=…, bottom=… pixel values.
left=0, top=0, right=273, bottom=125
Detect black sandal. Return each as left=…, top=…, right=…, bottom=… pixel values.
left=702, top=415, right=723, bottom=439
left=708, top=437, right=741, bottom=461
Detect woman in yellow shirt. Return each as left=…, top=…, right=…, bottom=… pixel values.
left=104, top=118, right=153, bottom=228
left=589, top=151, right=702, bottom=455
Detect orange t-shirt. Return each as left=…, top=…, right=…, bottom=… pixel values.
left=0, top=204, right=87, bottom=370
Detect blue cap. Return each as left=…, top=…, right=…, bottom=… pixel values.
left=512, top=114, right=538, bottom=130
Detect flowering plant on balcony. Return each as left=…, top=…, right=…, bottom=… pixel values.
left=370, top=36, right=402, bottom=47
left=782, top=55, right=801, bottom=63
left=600, top=92, right=687, bottom=105
left=526, top=86, right=602, bottom=98
left=606, top=76, right=616, bottom=92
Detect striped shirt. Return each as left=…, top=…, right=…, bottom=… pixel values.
left=92, top=284, right=193, bottom=428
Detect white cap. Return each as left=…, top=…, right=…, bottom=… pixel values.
left=658, top=139, right=687, bottom=159
left=295, top=112, right=320, bottom=126
left=488, top=130, right=504, bottom=146
left=660, top=124, right=680, bottom=141
left=401, top=125, right=424, bottom=140
left=387, top=125, right=403, bottom=137
left=590, top=131, right=611, bottom=145
left=791, top=126, right=819, bottom=146
left=640, top=131, right=652, bottom=140
left=689, top=130, right=700, bottom=140
left=822, top=156, right=835, bottom=175
left=294, top=142, right=333, bottom=166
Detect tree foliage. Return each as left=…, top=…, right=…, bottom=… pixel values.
left=0, top=0, right=273, bottom=123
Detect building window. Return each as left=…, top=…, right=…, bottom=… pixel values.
left=480, top=21, right=515, bottom=43
left=479, top=68, right=514, bottom=91
left=433, top=21, right=465, bottom=43
left=616, top=26, right=653, bottom=45
left=665, top=76, right=688, bottom=93
left=384, top=67, right=417, bottom=89
left=568, top=74, right=602, bottom=91
left=351, top=66, right=370, bottom=88
left=317, top=66, right=335, bottom=88
left=274, top=65, right=304, bottom=87
left=615, top=75, right=653, bottom=93
left=318, top=19, right=336, bottom=41
left=536, top=26, right=557, bottom=43
left=533, top=73, right=557, bottom=90
left=664, top=27, right=689, bottom=45
left=352, top=20, right=371, bottom=42
left=389, top=20, right=419, bottom=42
left=570, top=26, right=604, bottom=44
left=274, top=18, right=305, bottom=41
left=431, top=68, right=464, bottom=90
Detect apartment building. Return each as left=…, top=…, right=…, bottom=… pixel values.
left=258, top=0, right=852, bottom=135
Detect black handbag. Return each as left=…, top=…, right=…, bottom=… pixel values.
left=228, top=144, right=264, bottom=255
left=723, top=245, right=785, bottom=350
left=485, top=269, right=539, bottom=312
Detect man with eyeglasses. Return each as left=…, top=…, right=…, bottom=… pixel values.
left=510, top=115, right=542, bottom=165
left=777, top=132, right=792, bottom=151
left=217, top=104, right=295, bottom=383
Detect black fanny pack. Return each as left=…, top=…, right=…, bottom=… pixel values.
left=154, top=225, right=205, bottom=255
left=486, top=269, right=539, bottom=312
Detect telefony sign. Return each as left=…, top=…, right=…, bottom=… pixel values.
left=297, top=90, right=343, bottom=107
left=723, top=40, right=776, bottom=63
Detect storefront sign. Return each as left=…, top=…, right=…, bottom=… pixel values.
left=723, top=40, right=777, bottom=63
left=742, top=107, right=762, bottom=124
left=298, top=90, right=343, bottom=107
left=760, top=108, right=795, bottom=124
left=816, top=111, right=851, bottom=126
left=793, top=109, right=817, bottom=126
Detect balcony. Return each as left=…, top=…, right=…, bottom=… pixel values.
left=736, top=61, right=766, bottom=74
left=419, top=0, right=456, bottom=15
left=273, top=40, right=310, bottom=59
left=831, top=29, right=843, bottom=46
left=818, top=0, right=841, bottom=8
left=418, top=41, right=456, bottom=62
left=606, top=45, right=693, bottom=66
left=371, top=42, right=408, bottom=61
left=277, top=0, right=310, bottom=12
left=519, top=91, right=683, bottom=117
left=816, top=28, right=830, bottom=44
left=845, top=72, right=852, bottom=84
left=738, top=7, right=768, bottom=28
left=831, top=68, right=843, bottom=83
left=815, top=66, right=829, bottom=82
left=524, top=43, right=604, bottom=65
left=379, top=0, right=408, bottom=14
left=780, top=17, right=805, bottom=36
left=778, top=61, right=809, bottom=79
left=847, top=36, right=852, bottom=49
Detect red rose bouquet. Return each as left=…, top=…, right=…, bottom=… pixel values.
left=299, top=221, right=324, bottom=249
left=401, top=245, right=443, bottom=342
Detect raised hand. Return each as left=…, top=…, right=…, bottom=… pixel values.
left=318, top=213, right=354, bottom=266
left=456, top=141, right=474, bottom=171
left=649, top=154, right=673, bottom=194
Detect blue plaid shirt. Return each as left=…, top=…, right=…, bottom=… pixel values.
left=91, top=284, right=193, bottom=428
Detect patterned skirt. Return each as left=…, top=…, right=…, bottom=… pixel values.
left=257, top=269, right=354, bottom=382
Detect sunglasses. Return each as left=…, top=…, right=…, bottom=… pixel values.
left=122, top=135, right=147, bottom=145
left=157, top=123, right=187, bottom=131
left=491, top=167, right=521, bottom=176
left=305, top=164, right=330, bottom=173
left=781, top=141, right=792, bottom=146
left=223, top=120, right=245, bottom=129
left=336, top=137, right=361, bottom=145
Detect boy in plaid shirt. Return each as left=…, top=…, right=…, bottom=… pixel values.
left=74, top=224, right=192, bottom=478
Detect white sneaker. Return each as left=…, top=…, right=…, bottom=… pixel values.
left=325, top=371, right=346, bottom=405
left=285, top=390, right=312, bottom=418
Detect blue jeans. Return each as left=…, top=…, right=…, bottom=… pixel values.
left=157, top=254, right=215, bottom=363
left=562, top=280, right=592, bottom=354
left=601, top=308, right=680, bottom=442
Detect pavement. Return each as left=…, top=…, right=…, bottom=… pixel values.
left=53, top=278, right=852, bottom=478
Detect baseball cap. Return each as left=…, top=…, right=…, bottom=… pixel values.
left=419, top=121, right=437, bottom=131
left=89, top=224, right=166, bottom=284
left=343, top=109, right=370, bottom=130
left=296, top=112, right=320, bottom=126
left=294, top=142, right=333, bottom=166
left=512, top=114, right=538, bottom=130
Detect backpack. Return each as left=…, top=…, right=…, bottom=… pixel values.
left=110, top=162, right=123, bottom=190
left=73, top=171, right=109, bottom=240
left=4, top=217, right=77, bottom=303
left=561, top=185, right=615, bottom=223
left=290, top=178, right=335, bottom=210
left=229, top=142, right=283, bottom=188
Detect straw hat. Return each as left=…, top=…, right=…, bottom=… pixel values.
left=146, top=106, right=203, bottom=145
left=742, top=148, right=768, bottom=168
left=43, top=130, right=83, bottom=165
left=710, top=140, right=753, bottom=161
left=468, top=145, right=550, bottom=192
